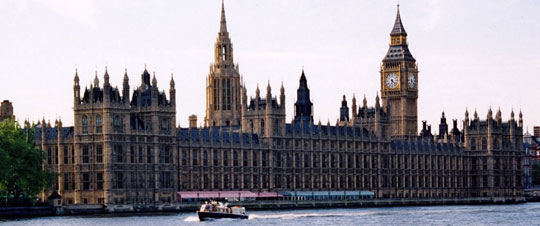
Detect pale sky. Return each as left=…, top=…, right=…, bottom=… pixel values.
left=1, top=0, right=539, bottom=133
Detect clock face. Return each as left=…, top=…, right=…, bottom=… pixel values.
left=385, top=73, right=399, bottom=89
left=408, top=73, right=416, bottom=88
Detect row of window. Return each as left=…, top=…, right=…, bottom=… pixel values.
left=81, top=114, right=122, bottom=134
left=61, top=172, right=172, bottom=191
left=46, top=145, right=172, bottom=165
left=180, top=149, right=468, bottom=171
left=180, top=173, right=520, bottom=191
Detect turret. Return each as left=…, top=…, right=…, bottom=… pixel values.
left=339, top=95, right=349, bottom=122
left=41, top=117, right=46, bottom=146
left=280, top=82, right=285, bottom=109
left=255, top=84, right=260, bottom=99
left=150, top=72, right=158, bottom=105
left=362, top=94, right=367, bottom=109
left=103, top=67, right=110, bottom=87
left=496, top=108, right=502, bottom=124
left=170, top=74, right=176, bottom=106
left=123, top=69, right=130, bottom=103
left=57, top=118, right=63, bottom=142
left=94, top=72, right=100, bottom=88
left=152, top=73, right=158, bottom=88
left=519, top=110, right=523, bottom=127
left=351, top=94, right=357, bottom=119
left=242, top=85, right=247, bottom=108
left=74, top=69, right=80, bottom=105
left=266, top=82, right=272, bottom=113
left=103, top=68, right=111, bottom=104
left=451, top=119, right=461, bottom=143
left=463, top=108, right=470, bottom=135
left=294, top=69, right=313, bottom=123
left=438, top=112, right=448, bottom=139
left=375, top=93, right=380, bottom=110
left=511, top=109, right=515, bottom=122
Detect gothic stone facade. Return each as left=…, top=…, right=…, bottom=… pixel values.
left=34, top=4, right=524, bottom=205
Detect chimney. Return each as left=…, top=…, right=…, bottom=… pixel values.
left=189, top=115, right=198, bottom=129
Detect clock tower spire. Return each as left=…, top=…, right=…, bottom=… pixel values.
left=380, top=5, right=418, bottom=138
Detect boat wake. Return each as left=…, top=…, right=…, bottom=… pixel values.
left=184, top=216, right=199, bottom=222
left=248, top=211, right=372, bottom=220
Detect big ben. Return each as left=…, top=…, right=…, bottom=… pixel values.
left=380, top=5, right=418, bottom=138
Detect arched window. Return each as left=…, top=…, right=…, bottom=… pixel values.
left=222, top=45, right=226, bottom=61
left=481, top=138, right=487, bottom=150
left=82, top=116, right=88, bottom=134
left=96, top=115, right=102, bottom=133
left=260, top=119, right=265, bottom=135
left=114, top=115, right=121, bottom=127
left=161, top=118, right=168, bottom=131
left=471, top=138, right=476, bottom=150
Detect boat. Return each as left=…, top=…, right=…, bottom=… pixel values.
left=197, top=201, right=248, bottom=221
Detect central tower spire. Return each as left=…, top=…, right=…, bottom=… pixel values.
left=205, top=1, right=243, bottom=127
left=220, top=0, right=227, bottom=33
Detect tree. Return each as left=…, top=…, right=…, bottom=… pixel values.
left=0, top=119, right=55, bottom=204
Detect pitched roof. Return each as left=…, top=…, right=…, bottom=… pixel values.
left=391, top=6, right=407, bottom=36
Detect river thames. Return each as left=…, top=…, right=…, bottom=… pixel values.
left=2, top=202, right=539, bottom=226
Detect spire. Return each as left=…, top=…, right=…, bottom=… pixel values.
left=511, top=108, right=515, bottom=120
left=123, top=68, right=128, bottom=79
left=375, top=92, right=380, bottom=109
left=220, top=0, right=227, bottom=33
left=152, top=72, right=157, bottom=87
left=266, top=81, right=271, bottom=96
left=142, top=66, right=151, bottom=85
left=363, top=94, right=367, bottom=108
left=300, top=68, right=307, bottom=84
left=103, top=66, right=110, bottom=86
left=170, top=74, right=175, bottom=87
left=294, top=68, right=313, bottom=123
left=74, top=68, right=79, bottom=84
left=94, top=71, right=99, bottom=87
left=391, top=4, right=407, bottom=36
left=280, top=82, right=285, bottom=95
left=123, top=68, right=129, bottom=85
left=255, top=84, right=260, bottom=99
left=519, top=109, right=523, bottom=127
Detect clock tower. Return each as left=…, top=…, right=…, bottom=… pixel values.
left=380, top=5, right=418, bottom=138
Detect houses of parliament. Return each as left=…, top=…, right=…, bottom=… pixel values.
left=33, top=3, right=524, bottom=206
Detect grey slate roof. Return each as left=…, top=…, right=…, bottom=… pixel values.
left=391, top=8, right=407, bottom=36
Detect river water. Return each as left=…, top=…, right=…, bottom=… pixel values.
left=2, top=202, right=539, bottom=226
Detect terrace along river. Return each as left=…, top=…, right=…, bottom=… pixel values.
left=2, top=202, right=540, bottom=226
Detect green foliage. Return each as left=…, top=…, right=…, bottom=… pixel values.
left=532, top=162, right=540, bottom=186
left=0, top=119, right=55, bottom=203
